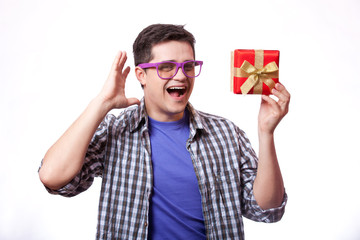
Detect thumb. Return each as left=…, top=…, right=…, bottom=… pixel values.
left=123, top=66, right=131, bottom=79
left=126, top=97, right=141, bottom=106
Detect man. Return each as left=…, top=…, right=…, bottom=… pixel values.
left=39, top=24, right=290, bottom=239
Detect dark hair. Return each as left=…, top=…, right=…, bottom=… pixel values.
left=133, top=24, right=196, bottom=66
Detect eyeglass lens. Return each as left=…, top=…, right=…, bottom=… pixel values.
left=157, top=61, right=201, bottom=79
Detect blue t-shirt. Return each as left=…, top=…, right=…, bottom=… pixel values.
left=148, top=110, right=206, bottom=240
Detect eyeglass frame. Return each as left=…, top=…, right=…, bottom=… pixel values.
left=137, top=60, right=203, bottom=80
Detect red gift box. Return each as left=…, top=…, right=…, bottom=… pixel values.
left=231, top=49, right=280, bottom=95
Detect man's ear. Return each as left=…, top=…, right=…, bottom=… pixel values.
left=135, top=66, right=146, bottom=86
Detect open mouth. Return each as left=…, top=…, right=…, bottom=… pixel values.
left=167, top=86, right=186, bottom=98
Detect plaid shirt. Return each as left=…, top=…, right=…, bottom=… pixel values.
left=45, top=99, right=286, bottom=239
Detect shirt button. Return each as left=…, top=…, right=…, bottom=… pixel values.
left=144, top=222, right=148, bottom=227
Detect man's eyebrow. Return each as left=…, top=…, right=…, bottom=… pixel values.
left=161, top=59, right=194, bottom=62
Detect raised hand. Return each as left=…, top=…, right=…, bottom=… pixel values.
left=40, top=52, right=140, bottom=190
left=254, top=83, right=289, bottom=209
left=258, top=83, right=290, bottom=134
left=98, top=51, right=140, bottom=111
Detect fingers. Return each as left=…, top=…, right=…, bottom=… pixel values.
left=272, top=83, right=290, bottom=101
left=123, top=66, right=131, bottom=80
left=110, top=51, right=121, bottom=72
left=271, top=83, right=290, bottom=113
left=117, top=51, right=128, bottom=72
left=108, top=51, right=130, bottom=87
left=261, top=94, right=281, bottom=113
left=258, top=83, right=290, bottom=133
left=111, top=51, right=127, bottom=72
left=261, top=83, right=291, bottom=116
left=277, top=83, right=290, bottom=97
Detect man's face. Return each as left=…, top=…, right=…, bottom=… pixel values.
left=138, top=40, right=195, bottom=122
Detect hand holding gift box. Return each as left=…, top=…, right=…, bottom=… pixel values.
left=231, top=49, right=280, bottom=95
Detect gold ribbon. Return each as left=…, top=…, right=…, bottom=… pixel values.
left=233, top=50, right=278, bottom=95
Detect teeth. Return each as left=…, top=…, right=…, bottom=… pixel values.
left=169, top=87, right=185, bottom=90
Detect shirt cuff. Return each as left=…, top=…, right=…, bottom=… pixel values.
left=38, top=159, right=81, bottom=197
left=248, top=190, right=288, bottom=223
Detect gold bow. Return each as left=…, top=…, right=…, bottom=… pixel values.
left=232, top=50, right=279, bottom=95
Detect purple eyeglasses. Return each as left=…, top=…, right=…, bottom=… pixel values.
left=137, top=60, right=203, bottom=80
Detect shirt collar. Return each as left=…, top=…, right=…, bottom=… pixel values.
left=186, top=102, right=209, bottom=138
left=129, top=98, right=148, bottom=133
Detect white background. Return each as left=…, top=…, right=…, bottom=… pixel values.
left=1, top=0, right=360, bottom=239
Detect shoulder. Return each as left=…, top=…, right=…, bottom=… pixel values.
left=196, top=108, right=239, bottom=128
left=103, top=103, right=145, bottom=132
left=190, top=106, right=245, bottom=136
left=195, top=109, right=256, bottom=150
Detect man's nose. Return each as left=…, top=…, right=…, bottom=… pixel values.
left=173, top=67, right=187, bottom=80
